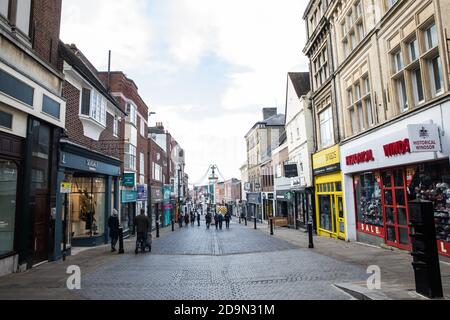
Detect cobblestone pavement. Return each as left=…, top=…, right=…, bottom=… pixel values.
left=0, top=218, right=368, bottom=300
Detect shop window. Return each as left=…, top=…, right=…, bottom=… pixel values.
left=0, top=69, right=34, bottom=106
left=319, top=195, right=332, bottom=232
left=407, top=161, right=450, bottom=251
left=0, top=160, right=18, bottom=256
left=70, top=176, right=106, bottom=238
left=354, top=173, right=383, bottom=228
left=0, top=110, right=12, bottom=129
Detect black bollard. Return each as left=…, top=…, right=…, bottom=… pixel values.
left=172, top=219, right=175, bottom=232
left=245, top=217, right=247, bottom=226
left=156, top=221, right=160, bottom=238
left=308, top=222, right=314, bottom=249
left=254, top=216, right=257, bottom=230
left=270, top=218, right=274, bottom=236
left=118, top=227, right=124, bottom=254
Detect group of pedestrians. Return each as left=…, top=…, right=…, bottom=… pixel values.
left=204, top=208, right=231, bottom=231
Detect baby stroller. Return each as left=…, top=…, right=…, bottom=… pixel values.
left=135, top=232, right=152, bottom=254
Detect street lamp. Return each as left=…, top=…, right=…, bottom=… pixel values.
left=148, top=112, right=157, bottom=237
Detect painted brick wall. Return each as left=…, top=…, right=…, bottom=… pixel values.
left=62, top=80, right=122, bottom=159
left=31, top=0, right=62, bottom=71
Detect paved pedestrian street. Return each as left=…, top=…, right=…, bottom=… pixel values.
left=0, top=218, right=369, bottom=300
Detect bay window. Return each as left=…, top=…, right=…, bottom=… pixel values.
left=80, top=88, right=107, bottom=126
left=126, top=103, right=137, bottom=126
left=124, top=143, right=136, bottom=171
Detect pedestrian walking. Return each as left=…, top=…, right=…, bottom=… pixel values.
left=218, top=213, right=224, bottom=230
left=107, top=209, right=120, bottom=252
left=185, top=212, right=190, bottom=226
left=214, top=212, right=219, bottom=230
left=197, top=211, right=201, bottom=226
left=205, top=213, right=211, bottom=229
left=190, top=211, right=195, bottom=226
left=225, top=212, right=231, bottom=229
left=134, top=209, right=150, bottom=254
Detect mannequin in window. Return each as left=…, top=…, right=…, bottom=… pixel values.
left=79, top=189, right=96, bottom=234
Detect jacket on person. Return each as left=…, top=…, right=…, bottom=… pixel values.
left=225, top=213, right=231, bottom=222
left=134, top=214, right=150, bottom=233
left=218, top=214, right=224, bottom=222
left=108, top=215, right=120, bottom=238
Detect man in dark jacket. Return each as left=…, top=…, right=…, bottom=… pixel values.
left=218, top=213, right=224, bottom=230
left=225, top=212, right=231, bottom=229
left=134, top=209, right=150, bottom=254
left=108, top=209, right=120, bottom=252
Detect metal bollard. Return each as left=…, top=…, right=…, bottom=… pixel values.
left=118, top=227, right=124, bottom=254
left=270, top=218, right=274, bottom=236
left=172, top=220, right=175, bottom=232
left=245, top=217, right=247, bottom=226
left=254, top=216, right=257, bottom=230
left=156, top=221, right=160, bottom=238
left=308, top=223, right=314, bottom=249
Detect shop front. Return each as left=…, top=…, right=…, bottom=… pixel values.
left=275, top=190, right=294, bottom=227
left=247, top=192, right=262, bottom=221
left=151, top=186, right=163, bottom=230
left=121, top=173, right=137, bottom=235
left=262, top=192, right=275, bottom=220
left=342, top=105, right=450, bottom=257
left=56, top=142, right=120, bottom=255
left=0, top=131, right=23, bottom=276
left=313, top=145, right=346, bottom=240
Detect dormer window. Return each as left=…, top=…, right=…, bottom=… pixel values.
left=81, top=88, right=107, bottom=126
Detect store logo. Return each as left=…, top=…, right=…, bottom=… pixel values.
left=419, top=127, right=429, bottom=139
left=66, top=265, right=81, bottom=290
left=86, top=159, right=98, bottom=171
left=383, top=139, right=411, bottom=157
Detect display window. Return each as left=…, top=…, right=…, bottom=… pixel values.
left=0, top=160, right=18, bottom=256
left=354, top=172, right=384, bottom=237
left=353, top=160, right=450, bottom=256
left=69, top=176, right=106, bottom=238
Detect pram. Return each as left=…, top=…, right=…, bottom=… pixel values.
left=135, top=232, right=152, bottom=254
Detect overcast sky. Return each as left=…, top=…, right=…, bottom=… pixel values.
left=60, top=0, right=309, bottom=185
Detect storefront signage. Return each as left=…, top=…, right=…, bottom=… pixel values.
left=383, top=139, right=411, bottom=157
left=284, top=164, right=298, bottom=178
left=137, top=184, right=148, bottom=201
left=358, top=223, right=384, bottom=238
left=407, top=124, right=441, bottom=153
left=247, top=193, right=261, bottom=205
left=268, top=193, right=274, bottom=200
left=60, top=182, right=72, bottom=194
left=121, top=190, right=137, bottom=203
left=163, top=186, right=172, bottom=203
left=313, top=145, right=341, bottom=175
left=438, top=240, right=450, bottom=257
left=122, top=173, right=135, bottom=187
left=86, top=159, right=98, bottom=171
left=346, top=150, right=375, bottom=166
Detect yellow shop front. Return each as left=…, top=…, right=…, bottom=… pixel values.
left=313, top=145, right=346, bottom=240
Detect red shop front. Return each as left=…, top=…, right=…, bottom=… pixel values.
left=352, top=160, right=450, bottom=257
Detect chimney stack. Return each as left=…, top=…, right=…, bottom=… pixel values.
left=263, top=108, right=277, bottom=120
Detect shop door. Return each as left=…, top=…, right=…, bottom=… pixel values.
left=336, top=196, right=346, bottom=240
left=33, top=190, right=49, bottom=264
left=382, top=169, right=411, bottom=250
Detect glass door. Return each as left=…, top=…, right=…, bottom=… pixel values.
left=336, top=196, right=346, bottom=239
left=382, top=169, right=411, bottom=250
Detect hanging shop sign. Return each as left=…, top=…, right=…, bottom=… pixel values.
left=313, top=145, right=341, bottom=175
left=247, top=193, right=261, bottom=205
left=137, top=184, right=148, bottom=201
left=163, top=185, right=172, bottom=203
left=121, top=190, right=137, bottom=203
left=284, top=164, right=299, bottom=178
left=60, top=182, right=72, bottom=194
left=122, top=173, right=135, bottom=187
left=346, top=150, right=375, bottom=166
left=407, top=124, right=442, bottom=153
